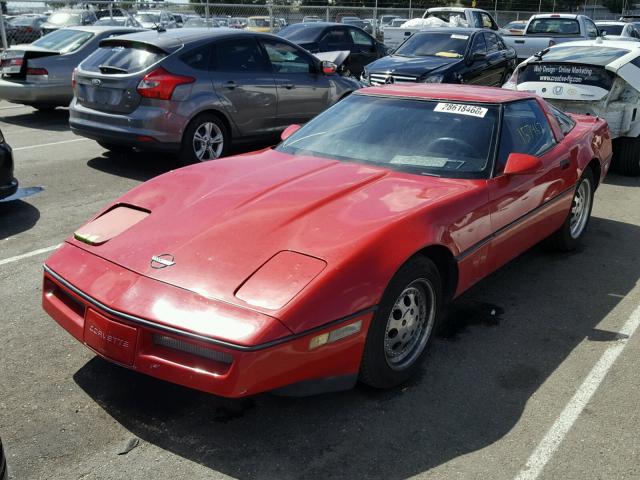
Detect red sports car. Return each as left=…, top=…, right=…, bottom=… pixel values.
left=42, top=85, right=612, bottom=397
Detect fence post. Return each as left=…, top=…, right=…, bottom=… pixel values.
left=326, top=6, right=330, bottom=22
left=0, top=6, right=7, bottom=51
left=268, top=2, right=274, bottom=33
left=205, top=0, right=210, bottom=22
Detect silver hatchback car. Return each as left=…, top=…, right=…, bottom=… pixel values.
left=69, top=29, right=360, bottom=162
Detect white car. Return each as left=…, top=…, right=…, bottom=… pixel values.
left=595, top=21, right=640, bottom=40
left=504, top=38, right=640, bottom=175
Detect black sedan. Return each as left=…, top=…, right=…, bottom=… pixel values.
left=278, top=22, right=387, bottom=76
left=362, top=28, right=516, bottom=87
left=0, top=129, right=17, bottom=201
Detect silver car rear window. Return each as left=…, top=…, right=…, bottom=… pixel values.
left=82, top=44, right=166, bottom=74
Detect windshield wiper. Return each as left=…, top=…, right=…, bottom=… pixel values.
left=98, top=65, right=127, bottom=74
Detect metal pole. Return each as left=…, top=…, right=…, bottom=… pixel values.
left=538, top=0, right=542, bottom=13
left=205, top=0, right=209, bottom=22
left=0, top=6, right=7, bottom=51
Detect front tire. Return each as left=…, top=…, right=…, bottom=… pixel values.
left=546, top=169, right=594, bottom=251
left=612, top=137, right=640, bottom=176
left=359, top=257, right=442, bottom=389
left=180, top=113, right=229, bottom=164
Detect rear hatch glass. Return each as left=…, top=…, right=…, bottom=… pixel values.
left=518, top=62, right=615, bottom=90
left=527, top=18, right=580, bottom=35
left=76, top=42, right=167, bottom=114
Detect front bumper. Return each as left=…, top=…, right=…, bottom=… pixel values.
left=42, top=245, right=371, bottom=398
left=69, top=98, right=184, bottom=151
left=0, top=78, right=70, bottom=106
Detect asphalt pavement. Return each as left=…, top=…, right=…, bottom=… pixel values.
left=0, top=101, right=639, bottom=480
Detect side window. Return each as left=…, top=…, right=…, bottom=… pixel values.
left=349, top=28, right=374, bottom=49
left=470, top=33, right=487, bottom=55
left=496, top=100, right=557, bottom=174
left=261, top=40, right=313, bottom=74
left=481, top=13, right=495, bottom=29
left=585, top=19, right=599, bottom=38
left=216, top=38, right=268, bottom=72
left=484, top=33, right=501, bottom=53
left=320, top=28, right=350, bottom=48
left=549, top=105, right=576, bottom=136
left=181, top=45, right=210, bottom=71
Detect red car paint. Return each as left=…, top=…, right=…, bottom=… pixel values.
left=42, top=85, right=612, bottom=398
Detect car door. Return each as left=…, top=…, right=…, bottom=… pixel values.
left=486, top=99, right=575, bottom=272
left=346, top=27, right=379, bottom=74
left=258, top=38, right=330, bottom=127
left=318, top=27, right=351, bottom=53
left=461, top=33, right=492, bottom=85
left=483, top=32, right=508, bottom=86
left=211, top=37, right=278, bottom=137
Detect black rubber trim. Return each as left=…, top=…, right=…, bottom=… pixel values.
left=44, top=264, right=377, bottom=352
left=455, top=184, right=576, bottom=261
left=271, top=373, right=358, bottom=397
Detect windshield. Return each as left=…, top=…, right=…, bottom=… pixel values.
left=135, top=13, right=160, bottom=23
left=598, top=24, right=624, bottom=35
left=249, top=18, right=270, bottom=27
left=395, top=32, right=469, bottom=58
left=527, top=18, right=580, bottom=35
left=10, top=16, right=39, bottom=26
left=276, top=95, right=498, bottom=178
left=47, top=12, right=81, bottom=26
left=539, top=45, right=629, bottom=65
left=32, top=29, right=93, bottom=53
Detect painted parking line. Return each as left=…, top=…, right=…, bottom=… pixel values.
left=13, top=139, right=90, bottom=151
left=514, top=304, right=640, bottom=480
left=0, top=244, right=61, bottom=267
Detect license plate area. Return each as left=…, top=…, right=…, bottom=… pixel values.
left=84, top=309, right=138, bottom=366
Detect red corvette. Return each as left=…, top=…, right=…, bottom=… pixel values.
left=42, top=85, right=612, bottom=397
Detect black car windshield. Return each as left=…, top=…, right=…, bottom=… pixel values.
left=539, top=45, right=629, bottom=65
left=277, top=95, right=498, bottom=178
left=394, top=32, right=470, bottom=58
left=32, top=29, right=93, bottom=53
left=47, top=12, right=81, bottom=26
left=279, top=24, right=323, bottom=42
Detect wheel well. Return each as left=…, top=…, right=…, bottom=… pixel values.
left=587, top=158, right=601, bottom=187
left=189, top=109, right=232, bottom=138
left=415, top=245, right=458, bottom=302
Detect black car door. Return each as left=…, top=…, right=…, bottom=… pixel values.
left=461, top=33, right=492, bottom=85
left=483, top=32, right=508, bottom=86
left=345, top=27, right=379, bottom=75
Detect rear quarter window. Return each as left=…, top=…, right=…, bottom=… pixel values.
left=81, top=44, right=166, bottom=74
left=180, top=45, right=210, bottom=71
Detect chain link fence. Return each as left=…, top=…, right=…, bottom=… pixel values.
left=0, top=0, right=624, bottom=49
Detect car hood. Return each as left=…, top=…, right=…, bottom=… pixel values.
left=368, top=54, right=461, bottom=77
left=68, top=150, right=474, bottom=313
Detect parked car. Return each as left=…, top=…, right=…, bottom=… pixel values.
left=40, top=10, right=97, bottom=35
left=302, top=16, right=322, bottom=23
left=246, top=16, right=278, bottom=33
left=278, top=22, right=387, bottom=76
left=182, top=17, right=219, bottom=28
left=383, top=7, right=501, bottom=50
left=0, top=436, right=7, bottom=480
left=44, top=84, right=610, bottom=397
left=502, top=14, right=600, bottom=60
left=595, top=21, right=640, bottom=39
left=172, top=13, right=185, bottom=28
left=211, top=16, right=230, bottom=28
left=95, top=8, right=128, bottom=20
left=363, top=28, right=516, bottom=87
left=229, top=17, right=248, bottom=29
left=94, top=16, right=143, bottom=28
left=0, top=26, right=143, bottom=110
left=0, top=129, right=17, bottom=201
left=502, top=20, right=527, bottom=34
left=379, top=14, right=401, bottom=27
left=7, top=14, right=47, bottom=45
left=69, top=29, right=360, bottom=162
left=340, top=16, right=373, bottom=35
left=503, top=38, right=640, bottom=175
left=134, top=11, right=176, bottom=29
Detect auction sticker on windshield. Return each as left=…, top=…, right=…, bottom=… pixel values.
left=434, top=103, right=488, bottom=118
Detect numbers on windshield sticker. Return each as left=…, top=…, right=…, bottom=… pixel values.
left=516, top=122, right=544, bottom=144
left=434, top=103, right=488, bottom=118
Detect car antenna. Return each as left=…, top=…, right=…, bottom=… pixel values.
left=533, top=47, right=549, bottom=60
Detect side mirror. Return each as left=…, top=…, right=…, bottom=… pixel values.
left=281, top=124, right=301, bottom=142
left=321, top=60, right=337, bottom=75
left=503, top=153, right=542, bottom=175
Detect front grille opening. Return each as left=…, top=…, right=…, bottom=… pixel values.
left=44, top=278, right=85, bottom=318
left=153, top=334, right=233, bottom=364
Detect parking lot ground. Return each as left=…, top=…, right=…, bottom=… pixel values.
left=1, top=101, right=640, bottom=480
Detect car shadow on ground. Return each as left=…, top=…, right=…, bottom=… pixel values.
left=86, top=142, right=276, bottom=182
left=0, top=199, right=40, bottom=240
left=602, top=171, right=640, bottom=187
left=73, top=216, right=639, bottom=479
left=0, top=108, right=70, bottom=132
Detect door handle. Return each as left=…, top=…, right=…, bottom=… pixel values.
left=224, top=81, right=237, bottom=90
left=283, top=83, right=295, bottom=89
left=560, top=159, right=570, bottom=170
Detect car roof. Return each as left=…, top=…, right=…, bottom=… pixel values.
left=413, top=27, right=485, bottom=34
left=63, top=25, right=143, bottom=33
left=358, top=84, right=537, bottom=104
left=595, top=21, right=627, bottom=25
left=111, top=27, right=246, bottom=47
left=559, top=38, right=640, bottom=49
left=531, top=13, right=579, bottom=19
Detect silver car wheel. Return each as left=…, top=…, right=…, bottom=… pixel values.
left=569, top=177, right=592, bottom=239
left=193, top=122, right=224, bottom=161
left=384, top=279, right=436, bottom=371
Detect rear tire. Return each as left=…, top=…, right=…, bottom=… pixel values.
left=546, top=169, right=594, bottom=251
left=180, top=113, right=229, bottom=164
left=612, top=137, right=640, bottom=176
left=98, top=142, right=133, bottom=153
left=359, top=256, right=442, bottom=389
